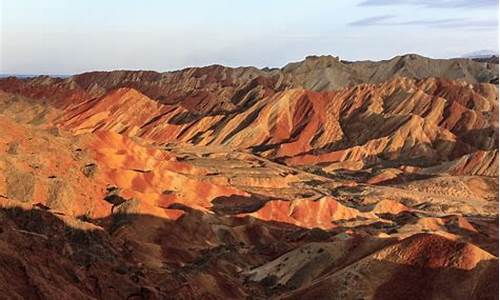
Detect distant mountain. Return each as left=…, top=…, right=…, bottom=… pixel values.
left=462, top=50, right=499, bottom=59
left=283, top=53, right=499, bottom=90
left=0, top=54, right=497, bottom=166
left=471, top=56, right=499, bottom=64
left=0, top=54, right=497, bottom=116
left=0, top=74, right=70, bottom=79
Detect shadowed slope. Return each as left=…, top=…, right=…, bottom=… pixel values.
left=46, top=77, right=498, bottom=175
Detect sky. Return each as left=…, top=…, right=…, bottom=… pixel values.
left=0, top=0, right=498, bottom=75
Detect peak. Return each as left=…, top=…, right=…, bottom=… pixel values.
left=304, top=55, right=340, bottom=61
left=302, top=55, right=343, bottom=66
left=394, top=53, right=427, bottom=61
left=104, top=87, right=151, bottom=99
left=282, top=55, right=343, bottom=72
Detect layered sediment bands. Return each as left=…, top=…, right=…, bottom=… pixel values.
left=421, top=150, right=499, bottom=176
left=87, top=130, right=249, bottom=215
left=0, top=54, right=498, bottom=299
left=243, top=197, right=376, bottom=230
left=0, top=57, right=497, bottom=175
left=0, top=109, right=246, bottom=220
left=0, top=53, right=497, bottom=110
left=48, top=77, right=498, bottom=174
left=0, top=66, right=291, bottom=114
left=282, top=78, right=498, bottom=168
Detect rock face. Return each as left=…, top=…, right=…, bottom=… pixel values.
left=48, top=78, right=498, bottom=175
left=0, top=54, right=497, bottom=299
left=0, top=53, right=497, bottom=110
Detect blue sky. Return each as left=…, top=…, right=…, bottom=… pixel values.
left=1, top=0, right=498, bottom=74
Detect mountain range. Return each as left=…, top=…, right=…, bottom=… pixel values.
left=0, top=53, right=498, bottom=299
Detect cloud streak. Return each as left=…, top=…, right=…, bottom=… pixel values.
left=358, top=0, right=498, bottom=9
left=349, top=15, right=395, bottom=27
left=349, top=15, right=497, bottom=30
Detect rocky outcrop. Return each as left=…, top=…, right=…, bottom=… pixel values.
left=44, top=77, right=497, bottom=176
left=283, top=234, right=498, bottom=299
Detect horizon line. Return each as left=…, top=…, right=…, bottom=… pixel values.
left=1, top=51, right=498, bottom=77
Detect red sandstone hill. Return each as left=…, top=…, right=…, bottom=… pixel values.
left=0, top=54, right=497, bottom=299
left=0, top=53, right=497, bottom=112
left=44, top=77, right=498, bottom=178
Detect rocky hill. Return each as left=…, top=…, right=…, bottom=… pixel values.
left=0, top=54, right=498, bottom=299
